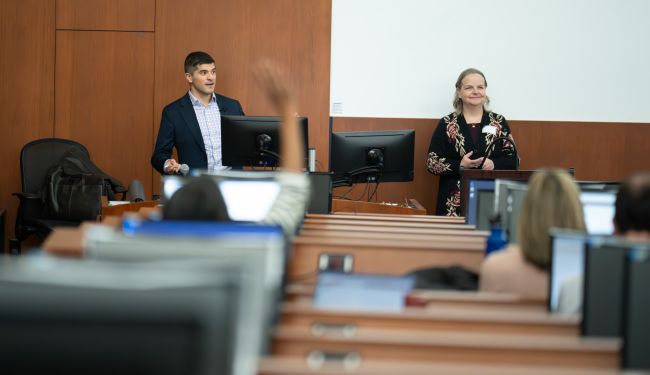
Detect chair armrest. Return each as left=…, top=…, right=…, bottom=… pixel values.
left=13, top=192, right=46, bottom=225
left=12, top=192, right=41, bottom=202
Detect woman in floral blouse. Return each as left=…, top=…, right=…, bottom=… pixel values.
left=426, top=68, right=517, bottom=216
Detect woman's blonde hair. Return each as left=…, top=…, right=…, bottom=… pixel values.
left=453, top=68, right=490, bottom=114
left=518, top=169, right=585, bottom=269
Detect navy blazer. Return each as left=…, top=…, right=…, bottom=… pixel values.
left=151, top=92, right=245, bottom=174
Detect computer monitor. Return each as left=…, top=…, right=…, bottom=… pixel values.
left=547, top=229, right=590, bottom=313
left=494, top=179, right=528, bottom=243
left=329, top=130, right=414, bottom=186
left=582, top=238, right=631, bottom=337
left=307, top=172, right=333, bottom=214
left=162, top=172, right=281, bottom=222
left=85, top=221, right=286, bottom=364
left=466, top=179, right=496, bottom=230
left=221, top=115, right=309, bottom=168
left=0, top=257, right=248, bottom=375
left=623, top=247, right=650, bottom=369
left=579, top=187, right=618, bottom=235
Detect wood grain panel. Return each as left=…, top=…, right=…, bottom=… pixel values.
left=55, top=30, right=154, bottom=200
left=153, top=0, right=331, bottom=193
left=331, top=117, right=438, bottom=214
left=56, top=0, right=155, bottom=31
left=511, top=120, right=650, bottom=181
left=0, top=0, right=55, bottom=252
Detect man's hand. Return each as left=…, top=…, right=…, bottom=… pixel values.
left=164, top=159, right=181, bottom=174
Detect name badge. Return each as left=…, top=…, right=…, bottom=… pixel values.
left=482, top=125, right=497, bottom=135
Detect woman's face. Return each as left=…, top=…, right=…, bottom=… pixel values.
left=457, top=73, right=487, bottom=108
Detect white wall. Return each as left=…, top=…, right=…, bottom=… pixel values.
left=330, top=0, right=650, bottom=122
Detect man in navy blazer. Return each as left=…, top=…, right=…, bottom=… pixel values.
left=151, top=51, right=245, bottom=175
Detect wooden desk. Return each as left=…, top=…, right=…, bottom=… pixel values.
left=289, top=236, right=484, bottom=282
left=307, top=213, right=465, bottom=224
left=303, top=218, right=476, bottom=231
left=300, top=223, right=487, bottom=237
left=331, top=199, right=427, bottom=215
left=284, top=284, right=546, bottom=312
left=259, top=357, right=633, bottom=375
left=101, top=200, right=159, bottom=218
left=299, top=228, right=489, bottom=242
left=280, top=302, right=578, bottom=337
left=272, top=326, right=620, bottom=369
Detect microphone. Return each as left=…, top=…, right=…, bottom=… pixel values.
left=179, top=164, right=190, bottom=176
left=478, top=136, right=519, bottom=170
left=127, top=179, right=145, bottom=202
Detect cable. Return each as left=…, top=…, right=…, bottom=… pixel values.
left=334, top=184, right=357, bottom=200
left=352, top=181, right=370, bottom=201
left=368, top=181, right=380, bottom=202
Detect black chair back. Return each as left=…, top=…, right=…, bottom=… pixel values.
left=20, top=138, right=90, bottom=194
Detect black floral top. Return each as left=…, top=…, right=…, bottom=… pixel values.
left=426, top=111, right=517, bottom=216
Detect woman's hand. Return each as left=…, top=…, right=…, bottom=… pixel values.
left=461, top=151, right=482, bottom=169
left=481, top=157, right=495, bottom=170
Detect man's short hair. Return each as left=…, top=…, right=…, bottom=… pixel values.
left=184, top=51, right=215, bottom=74
left=614, top=172, right=650, bottom=234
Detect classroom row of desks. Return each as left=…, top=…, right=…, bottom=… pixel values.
left=42, top=206, right=644, bottom=374
left=260, top=211, right=642, bottom=375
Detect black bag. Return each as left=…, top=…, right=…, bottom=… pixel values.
left=44, top=165, right=103, bottom=221
left=407, top=266, right=479, bottom=291
left=42, top=148, right=126, bottom=221
left=58, top=148, right=126, bottom=200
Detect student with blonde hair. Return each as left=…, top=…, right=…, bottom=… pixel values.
left=480, top=169, right=586, bottom=299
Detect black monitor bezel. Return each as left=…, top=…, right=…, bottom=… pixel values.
left=329, top=129, right=415, bottom=185
left=221, top=115, right=308, bottom=168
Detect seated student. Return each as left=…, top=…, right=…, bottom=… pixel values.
left=613, top=171, right=650, bottom=240
left=479, top=169, right=585, bottom=299
left=163, top=62, right=310, bottom=238
left=557, top=171, right=650, bottom=313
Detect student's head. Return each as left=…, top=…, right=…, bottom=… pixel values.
left=518, top=169, right=585, bottom=270
left=184, top=51, right=217, bottom=97
left=163, top=177, right=229, bottom=221
left=453, top=68, right=490, bottom=114
left=614, top=172, right=650, bottom=238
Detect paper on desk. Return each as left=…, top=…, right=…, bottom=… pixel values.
left=314, top=272, right=414, bottom=312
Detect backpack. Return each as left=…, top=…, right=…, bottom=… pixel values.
left=42, top=149, right=126, bottom=221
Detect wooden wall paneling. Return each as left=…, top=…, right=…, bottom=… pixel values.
left=154, top=0, right=331, bottom=193
left=56, top=0, right=155, bottom=31
left=55, top=30, right=155, bottom=200
left=511, top=121, right=650, bottom=182
left=622, top=123, right=650, bottom=176
left=332, top=118, right=438, bottom=215
left=0, top=0, right=55, bottom=252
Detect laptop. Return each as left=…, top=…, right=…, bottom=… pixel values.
left=162, top=172, right=281, bottom=222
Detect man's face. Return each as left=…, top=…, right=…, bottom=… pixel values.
left=185, top=63, right=216, bottom=97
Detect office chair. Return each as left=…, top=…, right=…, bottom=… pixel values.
left=11, top=138, right=125, bottom=254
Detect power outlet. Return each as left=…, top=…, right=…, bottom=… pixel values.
left=318, top=254, right=353, bottom=273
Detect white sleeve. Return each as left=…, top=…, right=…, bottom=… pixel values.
left=261, top=172, right=310, bottom=237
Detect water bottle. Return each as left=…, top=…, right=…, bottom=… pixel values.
left=485, top=214, right=508, bottom=255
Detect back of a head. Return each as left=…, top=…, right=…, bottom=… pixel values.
left=163, top=177, right=229, bottom=221
left=614, top=172, right=650, bottom=236
left=518, top=169, right=586, bottom=269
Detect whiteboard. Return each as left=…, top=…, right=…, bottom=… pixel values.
left=330, top=0, right=650, bottom=122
